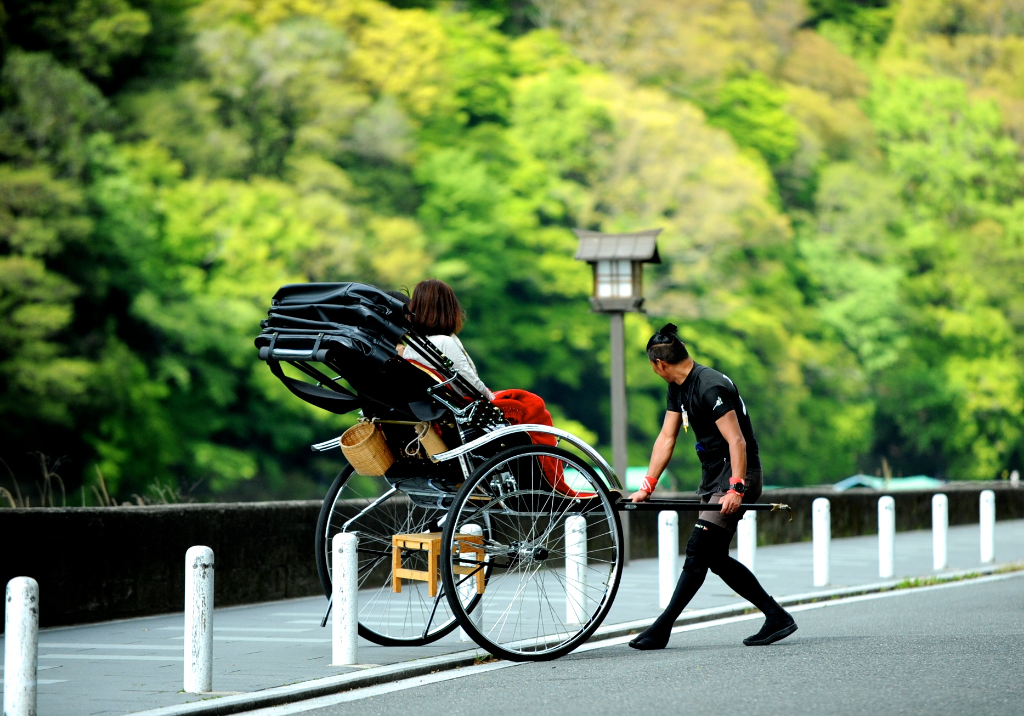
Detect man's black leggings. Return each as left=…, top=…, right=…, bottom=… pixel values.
left=645, top=519, right=772, bottom=637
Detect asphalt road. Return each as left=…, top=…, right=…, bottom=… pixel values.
left=279, top=572, right=1024, bottom=716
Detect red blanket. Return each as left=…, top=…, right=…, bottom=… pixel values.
left=492, top=389, right=592, bottom=497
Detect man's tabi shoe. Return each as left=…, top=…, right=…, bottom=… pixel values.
left=743, top=601, right=797, bottom=646
left=628, top=628, right=670, bottom=651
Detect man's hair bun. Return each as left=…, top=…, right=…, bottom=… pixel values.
left=647, top=323, right=688, bottom=364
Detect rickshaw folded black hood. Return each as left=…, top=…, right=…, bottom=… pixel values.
left=254, top=282, right=453, bottom=418
left=262, top=282, right=410, bottom=343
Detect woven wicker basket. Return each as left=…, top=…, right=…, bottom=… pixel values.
left=417, top=422, right=448, bottom=457
left=341, top=422, right=395, bottom=476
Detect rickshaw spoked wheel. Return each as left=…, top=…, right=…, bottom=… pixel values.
left=439, top=445, right=623, bottom=662
left=315, top=464, right=487, bottom=646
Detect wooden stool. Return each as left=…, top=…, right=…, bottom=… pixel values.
left=392, top=532, right=486, bottom=597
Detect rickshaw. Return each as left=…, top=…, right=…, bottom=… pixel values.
left=255, top=282, right=791, bottom=662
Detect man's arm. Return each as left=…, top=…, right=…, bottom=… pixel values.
left=715, top=410, right=746, bottom=514
left=631, top=411, right=682, bottom=503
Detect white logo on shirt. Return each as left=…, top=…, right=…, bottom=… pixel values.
left=713, top=397, right=723, bottom=409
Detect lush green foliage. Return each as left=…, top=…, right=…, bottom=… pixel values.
left=1, top=0, right=1022, bottom=500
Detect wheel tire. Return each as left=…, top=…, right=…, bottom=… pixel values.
left=314, top=465, right=353, bottom=598
left=440, top=444, right=623, bottom=662
left=314, top=464, right=460, bottom=647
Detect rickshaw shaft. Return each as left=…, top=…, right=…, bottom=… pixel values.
left=619, top=500, right=791, bottom=514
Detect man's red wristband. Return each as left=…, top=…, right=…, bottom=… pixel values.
left=641, top=475, right=658, bottom=493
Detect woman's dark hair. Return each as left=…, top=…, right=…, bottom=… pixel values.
left=409, top=279, right=464, bottom=335
left=384, top=289, right=411, bottom=307
left=646, top=323, right=689, bottom=364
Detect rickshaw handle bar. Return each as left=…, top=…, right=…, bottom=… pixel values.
left=619, top=499, right=794, bottom=521
left=312, top=436, right=342, bottom=452
left=620, top=499, right=791, bottom=511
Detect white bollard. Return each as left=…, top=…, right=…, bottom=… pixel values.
left=980, top=490, right=995, bottom=564
left=332, top=533, right=359, bottom=665
left=878, top=496, right=895, bottom=579
left=184, top=546, right=214, bottom=694
left=737, top=510, right=756, bottom=574
left=812, top=498, right=831, bottom=587
left=932, top=493, right=948, bottom=571
left=658, top=511, right=679, bottom=609
left=458, top=524, right=484, bottom=642
left=565, top=515, right=588, bottom=624
left=1011, top=470, right=1020, bottom=488
left=4, top=577, right=39, bottom=716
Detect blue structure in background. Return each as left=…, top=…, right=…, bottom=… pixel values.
left=832, top=474, right=945, bottom=492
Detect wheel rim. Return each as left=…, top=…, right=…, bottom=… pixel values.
left=442, top=447, right=622, bottom=659
left=323, top=472, right=460, bottom=644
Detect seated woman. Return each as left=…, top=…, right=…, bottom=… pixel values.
left=399, top=281, right=585, bottom=495
left=401, top=279, right=496, bottom=401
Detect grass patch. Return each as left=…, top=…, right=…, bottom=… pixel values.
left=775, top=563, right=1024, bottom=611
left=894, top=573, right=979, bottom=589
left=892, top=563, right=1024, bottom=591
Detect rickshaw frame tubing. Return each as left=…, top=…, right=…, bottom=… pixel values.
left=430, top=424, right=623, bottom=490
left=341, top=486, right=400, bottom=530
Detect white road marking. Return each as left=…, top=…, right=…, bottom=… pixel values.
left=236, top=570, right=1024, bottom=715
left=39, top=643, right=181, bottom=650
left=579, top=570, right=1024, bottom=651
left=241, top=662, right=517, bottom=715
left=0, top=678, right=68, bottom=685
left=39, top=655, right=185, bottom=661
left=158, top=627, right=315, bottom=633
left=171, top=636, right=332, bottom=644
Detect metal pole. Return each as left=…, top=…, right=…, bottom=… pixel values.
left=932, top=494, right=948, bottom=571
left=610, top=311, right=630, bottom=564
left=184, top=546, right=214, bottom=694
left=332, top=533, right=359, bottom=665
left=658, top=511, right=678, bottom=609
left=565, top=516, right=588, bottom=624
left=980, top=490, right=995, bottom=564
left=878, top=496, right=895, bottom=579
left=737, top=510, right=756, bottom=573
left=813, top=498, right=830, bottom=587
left=4, top=577, right=39, bottom=716
left=458, top=524, right=483, bottom=642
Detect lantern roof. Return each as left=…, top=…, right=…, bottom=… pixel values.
left=573, top=228, right=662, bottom=264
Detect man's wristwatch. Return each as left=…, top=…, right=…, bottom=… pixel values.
left=726, top=478, right=746, bottom=496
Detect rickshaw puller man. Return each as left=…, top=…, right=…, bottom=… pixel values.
left=628, top=324, right=798, bottom=650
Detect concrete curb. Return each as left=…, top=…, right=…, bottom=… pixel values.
left=128, top=648, right=490, bottom=716
left=128, top=562, right=1022, bottom=716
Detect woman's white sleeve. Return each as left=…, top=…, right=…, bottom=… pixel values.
left=441, top=337, right=494, bottom=401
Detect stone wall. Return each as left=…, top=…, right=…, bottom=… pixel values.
left=0, top=501, right=323, bottom=628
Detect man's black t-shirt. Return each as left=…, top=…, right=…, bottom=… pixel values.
left=667, top=364, right=760, bottom=494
